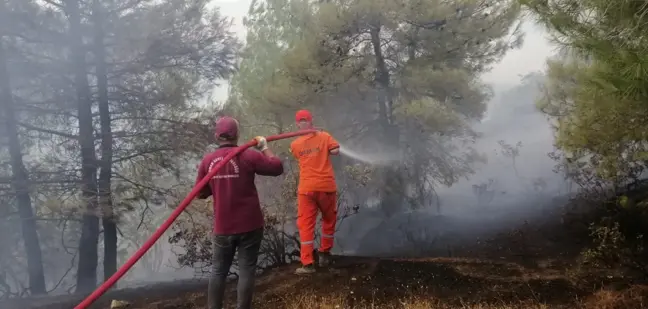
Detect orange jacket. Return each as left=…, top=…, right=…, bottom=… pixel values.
left=290, top=131, right=340, bottom=193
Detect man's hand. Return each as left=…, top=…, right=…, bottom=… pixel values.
left=254, top=136, right=268, bottom=151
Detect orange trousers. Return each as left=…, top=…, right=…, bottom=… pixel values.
left=296, top=191, right=337, bottom=266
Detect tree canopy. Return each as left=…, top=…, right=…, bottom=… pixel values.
left=522, top=0, right=648, bottom=184
left=231, top=0, right=523, bottom=214
left=0, top=0, right=238, bottom=295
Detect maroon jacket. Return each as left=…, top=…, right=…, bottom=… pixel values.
left=196, top=144, right=284, bottom=235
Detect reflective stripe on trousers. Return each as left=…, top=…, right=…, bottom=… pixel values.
left=296, top=191, right=337, bottom=266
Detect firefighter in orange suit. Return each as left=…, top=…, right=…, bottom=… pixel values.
left=289, top=109, right=340, bottom=274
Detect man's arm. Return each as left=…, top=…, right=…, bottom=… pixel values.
left=289, top=142, right=298, bottom=159
left=250, top=149, right=284, bottom=176
left=325, top=132, right=340, bottom=155
left=195, top=159, right=212, bottom=199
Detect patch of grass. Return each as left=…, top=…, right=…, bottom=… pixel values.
left=283, top=293, right=552, bottom=309
left=580, top=285, right=648, bottom=309
left=128, top=257, right=648, bottom=309
left=281, top=289, right=648, bottom=309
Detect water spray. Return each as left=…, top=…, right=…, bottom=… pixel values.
left=339, top=144, right=400, bottom=166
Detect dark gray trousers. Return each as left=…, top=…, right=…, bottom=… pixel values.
left=208, top=228, right=263, bottom=309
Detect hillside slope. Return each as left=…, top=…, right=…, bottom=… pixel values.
left=3, top=207, right=648, bottom=309
left=3, top=255, right=648, bottom=309
left=125, top=255, right=648, bottom=309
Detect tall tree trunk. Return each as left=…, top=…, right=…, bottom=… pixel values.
left=92, top=0, right=117, bottom=284
left=0, top=5, right=47, bottom=295
left=370, top=25, right=392, bottom=136
left=370, top=24, right=403, bottom=216
left=66, top=0, right=100, bottom=293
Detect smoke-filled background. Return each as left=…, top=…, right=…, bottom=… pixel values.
left=2, top=0, right=648, bottom=306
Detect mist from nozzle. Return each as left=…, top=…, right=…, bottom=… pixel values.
left=338, top=143, right=400, bottom=166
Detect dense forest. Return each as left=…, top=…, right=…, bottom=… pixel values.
left=1, top=0, right=648, bottom=307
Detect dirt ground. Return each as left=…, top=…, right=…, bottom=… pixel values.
left=110, top=254, right=646, bottom=309
left=4, top=254, right=647, bottom=309
left=3, top=214, right=647, bottom=309
left=116, top=216, right=647, bottom=309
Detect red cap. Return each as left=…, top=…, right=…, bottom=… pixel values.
left=214, top=116, right=239, bottom=139
left=295, top=109, right=313, bottom=122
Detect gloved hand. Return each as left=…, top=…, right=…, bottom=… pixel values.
left=254, top=136, right=268, bottom=151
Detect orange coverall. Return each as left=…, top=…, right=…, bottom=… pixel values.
left=290, top=131, right=340, bottom=266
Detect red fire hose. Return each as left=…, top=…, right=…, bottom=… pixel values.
left=74, top=129, right=317, bottom=309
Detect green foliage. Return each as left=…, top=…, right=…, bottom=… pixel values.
left=521, top=0, right=648, bottom=103
left=230, top=0, right=522, bottom=214
left=0, top=0, right=240, bottom=292
left=228, top=0, right=313, bottom=132
left=582, top=212, right=648, bottom=278
left=524, top=0, right=648, bottom=182
left=521, top=0, right=648, bottom=277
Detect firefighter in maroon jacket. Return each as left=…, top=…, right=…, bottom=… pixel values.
left=195, top=116, right=284, bottom=309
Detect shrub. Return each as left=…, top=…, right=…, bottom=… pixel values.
left=581, top=200, right=648, bottom=278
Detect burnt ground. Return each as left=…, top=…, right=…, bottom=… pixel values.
left=118, top=255, right=647, bottom=309
left=3, top=207, right=648, bottom=309
left=9, top=255, right=645, bottom=309
left=4, top=220, right=648, bottom=309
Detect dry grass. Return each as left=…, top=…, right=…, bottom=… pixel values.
left=283, top=293, right=553, bottom=309
left=282, top=290, right=648, bottom=309
left=580, top=286, right=648, bottom=309
left=99, top=253, right=648, bottom=309
left=123, top=257, right=648, bottom=309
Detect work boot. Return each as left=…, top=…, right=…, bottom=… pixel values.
left=295, top=264, right=316, bottom=275
left=318, top=251, right=332, bottom=268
